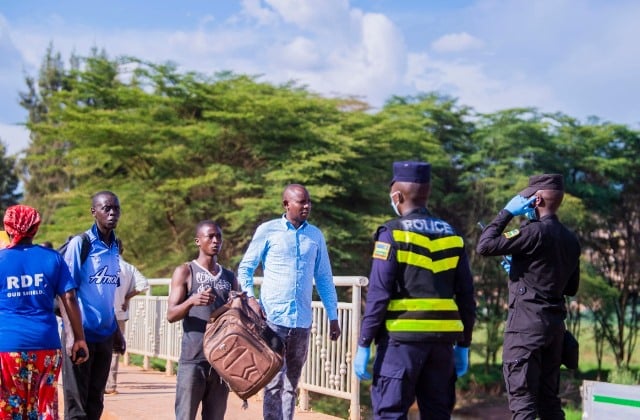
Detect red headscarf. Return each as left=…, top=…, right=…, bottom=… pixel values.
left=3, top=205, right=41, bottom=248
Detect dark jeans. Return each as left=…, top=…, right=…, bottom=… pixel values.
left=175, top=361, right=229, bottom=420
left=62, top=333, right=114, bottom=420
left=263, top=322, right=311, bottom=420
left=371, top=340, right=455, bottom=420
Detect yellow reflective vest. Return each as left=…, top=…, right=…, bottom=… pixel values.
left=383, top=212, right=465, bottom=343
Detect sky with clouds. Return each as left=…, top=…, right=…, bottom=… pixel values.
left=2, top=0, right=639, bottom=156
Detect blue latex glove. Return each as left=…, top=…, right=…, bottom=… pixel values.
left=354, top=345, right=372, bottom=380
left=453, top=345, right=469, bottom=377
left=500, top=255, right=512, bottom=274
left=504, top=195, right=536, bottom=216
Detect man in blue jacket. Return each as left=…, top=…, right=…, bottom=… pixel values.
left=61, top=190, right=126, bottom=420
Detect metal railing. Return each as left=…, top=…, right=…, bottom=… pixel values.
left=124, top=276, right=368, bottom=420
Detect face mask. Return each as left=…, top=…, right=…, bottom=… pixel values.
left=389, top=192, right=401, bottom=216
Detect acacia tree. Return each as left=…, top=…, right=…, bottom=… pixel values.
left=21, top=52, right=386, bottom=277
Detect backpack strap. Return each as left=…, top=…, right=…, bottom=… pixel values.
left=79, top=232, right=91, bottom=265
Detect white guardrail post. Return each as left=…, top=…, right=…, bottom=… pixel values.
left=127, top=276, right=368, bottom=419
left=582, top=380, right=640, bottom=418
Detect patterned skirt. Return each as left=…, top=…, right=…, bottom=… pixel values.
left=0, top=349, right=62, bottom=420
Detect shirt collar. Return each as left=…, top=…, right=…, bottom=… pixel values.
left=405, top=207, right=431, bottom=217
left=91, top=223, right=117, bottom=246
left=280, top=213, right=308, bottom=230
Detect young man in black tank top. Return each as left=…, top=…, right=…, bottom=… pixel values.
left=167, top=220, right=238, bottom=420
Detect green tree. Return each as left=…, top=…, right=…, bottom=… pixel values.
left=18, top=48, right=640, bottom=376
left=579, top=263, right=619, bottom=378
left=461, top=108, right=556, bottom=368
left=564, top=122, right=640, bottom=369
left=460, top=109, right=593, bottom=369
left=18, top=43, right=73, bottom=214
left=21, top=53, right=383, bottom=278
left=0, top=142, right=21, bottom=213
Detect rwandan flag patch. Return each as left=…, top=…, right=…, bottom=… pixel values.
left=372, top=241, right=391, bottom=260
left=503, top=229, right=520, bottom=239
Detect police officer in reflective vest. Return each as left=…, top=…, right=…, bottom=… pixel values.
left=354, top=161, right=476, bottom=419
left=476, top=174, right=580, bottom=419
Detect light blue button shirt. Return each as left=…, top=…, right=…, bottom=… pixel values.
left=238, top=215, right=338, bottom=328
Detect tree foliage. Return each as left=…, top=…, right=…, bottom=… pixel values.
left=17, top=48, right=640, bottom=370
left=0, top=142, right=21, bottom=213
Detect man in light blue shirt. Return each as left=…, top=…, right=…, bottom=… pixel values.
left=238, top=183, right=341, bottom=420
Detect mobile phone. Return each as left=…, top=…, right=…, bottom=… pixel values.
left=73, top=348, right=87, bottom=363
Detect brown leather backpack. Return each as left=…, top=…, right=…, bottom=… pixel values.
left=203, top=291, right=284, bottom=402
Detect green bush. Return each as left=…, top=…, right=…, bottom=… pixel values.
left=608, top=368, right=639, bottom=385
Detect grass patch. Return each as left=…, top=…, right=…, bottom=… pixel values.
left=305, top=392, right=360, bottom=419
left=563, top=398, right=582, bottom=420
left=128, top=354, right=170, bottom=372
left=150, top=284, right=169, bottom=296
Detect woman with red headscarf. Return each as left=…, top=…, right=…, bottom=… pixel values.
left=0, top=205, right=89, bottom=420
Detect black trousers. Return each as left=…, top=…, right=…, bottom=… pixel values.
left=502, top=326, right=565, bottom=420
left=62, top=333, right=114, bottom=420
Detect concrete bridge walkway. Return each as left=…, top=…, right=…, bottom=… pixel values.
left=57, top=363, right=343, bottom=420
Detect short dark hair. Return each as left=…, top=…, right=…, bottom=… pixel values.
left=91, top=190, right=118, bottom=207
left=195, top=220, right=221, bottom=237
left=541, top=190, right=564, bottom=212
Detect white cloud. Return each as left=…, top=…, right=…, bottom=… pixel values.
left=3, top=0, right=640, bottom=130
left=406, top=52, right=556, bottom=114
left=277, top=37, right=321, bottom=70
left=0, top=123, right=30, bottom=156
left=0, top=16, right=30, bottom=127
left=2, top=5, right=404, bottom=116
left=198, top=14, right=215, bottom=28
left=240, top=0, right=279, bottom=25
left=258, top=10, right=407, bottom=106
left=264, top=0, right=350, bottom=33
left=431, top=32, right=484, bottom=53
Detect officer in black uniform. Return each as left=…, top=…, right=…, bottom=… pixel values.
left=476, top=174, right=580, bottom=420
left=353, top=161, right=476, bottom=420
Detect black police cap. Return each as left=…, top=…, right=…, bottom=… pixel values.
left=390, top=161, right=431, bottom=186
left=519, top=174, right=564, bottom=198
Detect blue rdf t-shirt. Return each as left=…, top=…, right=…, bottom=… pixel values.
left=0, top=244, right=76, bottom=351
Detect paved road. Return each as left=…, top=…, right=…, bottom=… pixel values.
left=57, top=363, right=343, bottom=419
left=56, top=363, right=512, bottom=419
